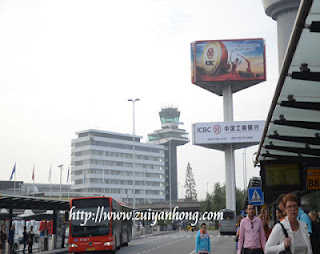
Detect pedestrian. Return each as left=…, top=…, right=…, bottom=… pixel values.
left=27, top=226, right=34, bottom=254
left=275, top=208, right=282, bottom=223
left=8, top=224, right=15, bottom=254
left=23, top=226, right=28, bottom=254
left=308, top=210, right=320, bottom=254
left=235, top=215, right=243, bottom=251
left=258, top=214, right=272, bottom=240
left=0, top=224, right=8, bottom=254
left=61, top=224, right=65, bottom=248
left=237, top=204, right=266, bottom=254
left=195, top=223, right=211, bottom=254
left=276, top=194, right=287, bottom=221
left=265, top=193, right=312, bottom=254
left=261, top=207, right=273, bottom=228
left=298, top=206, right=312, bottom=235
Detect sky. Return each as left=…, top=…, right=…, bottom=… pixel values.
left=0, top=0, right=279, bottom=200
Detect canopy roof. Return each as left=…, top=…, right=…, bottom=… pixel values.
left=256, top=0, right=320, bottom=164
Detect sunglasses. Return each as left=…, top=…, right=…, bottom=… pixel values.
left=251, top=222, right=253, bottom=229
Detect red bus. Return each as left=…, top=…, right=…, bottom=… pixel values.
left=68, top=197, right=132, bottom=253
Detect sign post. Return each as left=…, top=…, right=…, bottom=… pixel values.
left=248, top=187, right=264, bottom=206
left=191, top=38, right=266, bottom=210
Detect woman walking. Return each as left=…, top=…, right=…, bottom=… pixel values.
left=265, top=193, right=312, bottom=254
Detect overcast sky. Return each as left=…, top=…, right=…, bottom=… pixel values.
left=0, top=0, right=279, bottom=200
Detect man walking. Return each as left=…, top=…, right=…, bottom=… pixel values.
left=238, top=204, right=266, bottom=254
left=195, top=223, right=211, bottom=254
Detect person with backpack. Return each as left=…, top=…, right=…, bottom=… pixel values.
left=298, top=207, right=312, bottom=235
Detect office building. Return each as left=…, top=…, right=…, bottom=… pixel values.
left=71, top=129, right=166, bottom=204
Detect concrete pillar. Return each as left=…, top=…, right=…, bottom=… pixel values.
left=223, top=85, right=236, bottom=210
left=262, top=0, right=301, bottom=69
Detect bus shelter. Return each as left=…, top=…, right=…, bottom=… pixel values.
left=255, top=0, right=320, bottom=208
left=0, top=194, right=69, bottom=250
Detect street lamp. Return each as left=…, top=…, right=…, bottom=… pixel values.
left=128, top=99, right=140, bottom=209
left=58, top=164, right=63, bottom=199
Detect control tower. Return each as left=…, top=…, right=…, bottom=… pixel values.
left=148, top=107, right=189, bottom=202
left=262, top=0, right=301, bottom=69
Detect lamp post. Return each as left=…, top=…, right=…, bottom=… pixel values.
left=128, top=99, right=140, bottom=208
left=128, top=98, right=139, bottom=237
left=58, top=164, right=63, bottom=199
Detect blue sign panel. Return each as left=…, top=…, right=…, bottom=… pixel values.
left=248, top=187, right=264, bottom=206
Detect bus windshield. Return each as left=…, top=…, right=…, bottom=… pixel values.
left=70, top=198, right=110, bottom=237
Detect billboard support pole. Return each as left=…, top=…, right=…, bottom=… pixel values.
left=223, top=85, right=236, bottom=210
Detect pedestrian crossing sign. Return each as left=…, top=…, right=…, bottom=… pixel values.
left=248, top=187, right=264, bottom=205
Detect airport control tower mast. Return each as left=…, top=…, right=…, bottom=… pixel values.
left=148, top=107, right=189, bottom=203
left=262, top=0, right=301, bottom=69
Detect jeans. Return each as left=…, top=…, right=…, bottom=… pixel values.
left=23, top=241, right=27, bottom=254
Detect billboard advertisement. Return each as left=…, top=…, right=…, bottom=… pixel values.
left=191, top=39, right=266, bottom=95
left=193, top=120, right=265, bottom=145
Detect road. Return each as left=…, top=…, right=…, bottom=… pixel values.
left=118, top=230, right=236, bottom=254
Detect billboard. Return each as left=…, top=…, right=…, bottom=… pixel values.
left=193, top=120, right=265, bottom=145
left=191, top=39, right=266, bottom=95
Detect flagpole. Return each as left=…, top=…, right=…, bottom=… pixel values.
left=14, top=163, right=16, bottom=196
left=49, top=165, right=52, bottom=198
left=67, top=166, right=70, bottom=199
left=33, top=164, right=35, bottom=197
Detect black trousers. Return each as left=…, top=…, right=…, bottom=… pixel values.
left=244, top=248, right=263, bottom=254
left=28, top=242, right=33, bottom=253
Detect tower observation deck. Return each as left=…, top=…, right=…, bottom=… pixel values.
left=148, top=107, right=189, bottom=202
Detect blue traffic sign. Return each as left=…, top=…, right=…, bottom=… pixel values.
left=248, top=187, right=264, bottom=206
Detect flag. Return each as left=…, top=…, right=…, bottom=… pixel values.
left=9, top=163, right=16, bottom=181
left=67, top=166, right=70, bottom=183
left=48, top=166, right=51, bottom=182
left=32, top=165, right=35, bottom=181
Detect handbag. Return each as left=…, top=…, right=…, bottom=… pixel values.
left=279, top=223, right=292, bottom=254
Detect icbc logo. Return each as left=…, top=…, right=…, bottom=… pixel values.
left=213, top=125, right=221, bottom=134
left=207, top=48, right=214, bottom=59
left=197, top=127, right=211, bottom=133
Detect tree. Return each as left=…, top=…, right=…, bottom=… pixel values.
left=184, top=162, right=197, bottom=201
left=201, top=192, right=213, bottom=213
left=236, top=188, right=246, bottom=215
left=211, top=182, right=226, bottom=212
left=201, top=182, right=247, bottom=215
